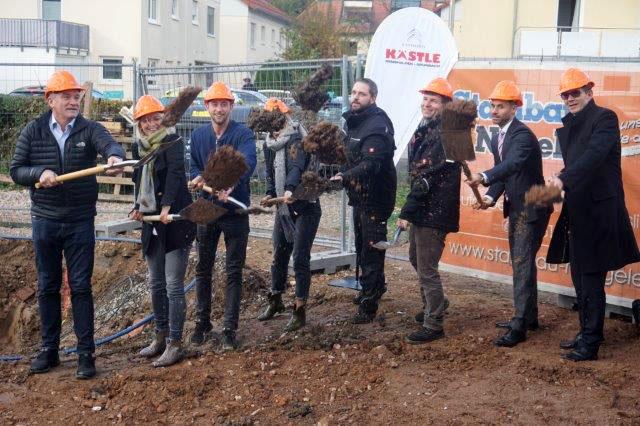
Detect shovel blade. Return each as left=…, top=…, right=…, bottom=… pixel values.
left=328, top=276, right=362, bottom=291
left=179, top=198, right=227, bottom=225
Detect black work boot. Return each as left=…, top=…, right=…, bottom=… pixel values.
left=405, top=327, right=445, bottom=344
left=190, top=322, right=213, bottom=346
left=284, top=305, right=306, bottom=332
left=352, top=306, right=376, bottom=324
left=76, top=353, right=96, bottom=379
left=258, top=293, right=285, bottom=321
left=221, top=329, right=238, bottom=351
left=30, top=348, right=60, bottom=374
left=352, top=292, right=364, bottom=305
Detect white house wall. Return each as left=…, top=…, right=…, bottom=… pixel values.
left=219, top=0, right=250, bottom=64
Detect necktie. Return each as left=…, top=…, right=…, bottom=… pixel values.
left=498, top=130, right=506, bottom=160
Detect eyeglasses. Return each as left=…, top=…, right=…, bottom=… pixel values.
left=560, top=89, right=583, bottom=100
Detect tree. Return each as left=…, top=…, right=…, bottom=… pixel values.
left=270, top=0, right=314, bottom=17
left=281, top=8, right=350, bottom=60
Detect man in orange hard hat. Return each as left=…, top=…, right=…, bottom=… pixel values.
left=397, top=78, right=459, bottom=344
left=467, top=80, right=551, bottom=348
left=10, top=70, right=125, bottom=378
left=546, top=68, right=639, bottom=361
left=188, top=81, right=257, bottom=350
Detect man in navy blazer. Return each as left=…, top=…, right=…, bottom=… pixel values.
left=468, top=80, right=551, bottom=348
left=547, top=68, right=639, bottom=361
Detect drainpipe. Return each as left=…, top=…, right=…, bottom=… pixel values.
left=511, top=0, right=519, bottom=58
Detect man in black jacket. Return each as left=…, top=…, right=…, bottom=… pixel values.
left=10, top=70, right=125, bottom=378
left=330, top=78, right=397, bottom=324
left=398, top=78, right=459, bottom=344
left=468, top=80, right=551, bottom=348
left=547, top=68, right=640, bottom=361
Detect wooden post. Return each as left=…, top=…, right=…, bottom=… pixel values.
left=82, top=81, right=94, bottom=117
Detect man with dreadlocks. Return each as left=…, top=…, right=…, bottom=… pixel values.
left=397, top=78, right=459, bottom=344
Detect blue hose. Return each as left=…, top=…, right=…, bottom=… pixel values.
left=0, top=274, right=196, bottom=362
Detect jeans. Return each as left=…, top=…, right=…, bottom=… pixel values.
left=194, top=214, right=249, bottom=332
left=145, top=241, right=189, bottom=341
left=270, top=203, right=321, bottom=301
left=353, top=207, right=390, bottom=314
left=508, top=211, right=550, bottom=332
left=32, top=216, right=95, bottom=353
left=409, top=226, right=447, bottom=331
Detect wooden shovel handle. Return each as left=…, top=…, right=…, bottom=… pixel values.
left=201, top=184, right=214, bottom=194
left=35, top=165, right=108, bottom=188
left=142, top=214, right=180, bottom=222
left=460, top=161, right=484, bottom=204
left=262, top=197, right=287, bottom=207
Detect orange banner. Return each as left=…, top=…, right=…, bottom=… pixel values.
left=441, top=66, right=640, bottom=304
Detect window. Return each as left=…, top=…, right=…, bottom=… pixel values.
left=191, top=0, right=198, bottom=24
left=250, top=23, right=256, bottom=48
left=279, top=30, right=284, bottom=48
left=102, top=58, right=123, bottom=80
left=147, top=58, right=159, bottom=68
left=42, top=0, right=61, bottom=20
left=261, top=25, right=266, bottom=44
left=148, top=0, right=158, bottom=23
left=171, top=0, right=179, bottom=19
left=166, top=60, right=173, bottom=66
left=271, top=29, right=275, bottom=47
left=207, top=6, right=215, bottom=36
left=557, top=0, right=580, bottom=31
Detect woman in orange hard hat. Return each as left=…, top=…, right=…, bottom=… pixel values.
left=129, top=94, right=195, bottom=367
left=397, top=77, right=459, bottom=344
left=546, top=68, right=640, bottom=361
left=258, top=98, right=322, bottom=332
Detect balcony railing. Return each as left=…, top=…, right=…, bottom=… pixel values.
left=0, top=18, right=89, bottom=53
left=514, top=26, right=640, bottom=59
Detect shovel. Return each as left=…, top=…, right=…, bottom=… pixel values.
left=139, top=199, right=228, bottom=226
left=200, top=184, right=272, bottom=215
left=262, top=179, right=341, bottom=206
left=34, top=136, right=180, bottom=188
left=372, top=227, right=404, bottom=251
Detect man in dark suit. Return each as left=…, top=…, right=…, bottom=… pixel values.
left=547, top=68, right=640, bottom=361
left=468, top=80, right=551, bottom=348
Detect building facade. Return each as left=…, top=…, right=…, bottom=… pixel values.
left=0, top=0, right=220, bottom=98
left=219, top=0, right=290, bottom=65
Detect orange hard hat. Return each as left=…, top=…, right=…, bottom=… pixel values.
left=45, top=70, right=84, bottom=98
left=264, top=98, right=290, bottom=114
left=133, top=95, right=165, bottom=120
left=419, top=78, right=453, bottom=99
left=559, top=68, right=594, bottom=94
left=489, top=80, right=523, bottom=106
left=204, top=81, right=234, bottom=102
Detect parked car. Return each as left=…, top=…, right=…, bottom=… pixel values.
left=317, top=96, right=344, bottom=125
left=8, top=85, right=107, bottom=99
left=160, top=87, right=267, bottom=124
left=258, top=89, right=297, bottom=107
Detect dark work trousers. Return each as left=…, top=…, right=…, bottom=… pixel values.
left=353, top=206, right=390, bottom=314
left=570, top=259, right=607, bottom=350
left=270, top=203, right=321, bottom=301
left=408, top=225, right=447, bottom=332
left=32, top=216, right=96, bottom=354
left=194, top=213, right=249, bottom=332
left=508, top=210, right=550, bottom=333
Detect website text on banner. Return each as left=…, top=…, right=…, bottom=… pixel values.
left=446, top=67, right=640, bottom=304
left=364, top=7, right=458, bottom=165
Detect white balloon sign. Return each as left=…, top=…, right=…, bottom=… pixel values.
left=364, top=7, right=458, bottom=165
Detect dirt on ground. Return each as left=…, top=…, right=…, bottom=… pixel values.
left=1, top=237, right=640, bottom=425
